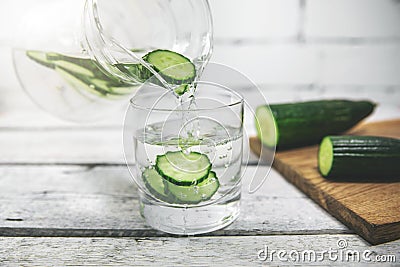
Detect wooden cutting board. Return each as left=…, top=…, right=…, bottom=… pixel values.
left=250, top=119, right=400, bottom=245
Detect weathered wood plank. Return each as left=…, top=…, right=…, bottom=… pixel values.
left=0, top=235, right=398, bottom=266
left=0, top=128, right=125, bottom=165
left=0, top=165, right=348, bottom=236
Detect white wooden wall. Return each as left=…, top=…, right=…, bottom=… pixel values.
left=0, top=0, right=399, bottom=130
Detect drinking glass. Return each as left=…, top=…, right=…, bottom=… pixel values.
left=124, top=82, right=244, bottom=234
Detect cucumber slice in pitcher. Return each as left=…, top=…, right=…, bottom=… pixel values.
left=155, top=151, right=211, bottom=186
left=26, top=50, right=56, bottom=69
left=52, top=60, right=94, bottom=77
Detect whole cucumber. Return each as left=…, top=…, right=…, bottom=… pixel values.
left=255, top=100, right=375, bottom=149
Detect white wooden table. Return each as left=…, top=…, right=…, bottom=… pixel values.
left=0, top=87, right=399, bottom=266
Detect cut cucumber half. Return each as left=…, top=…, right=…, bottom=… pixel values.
left=255, top=105, right=277, bottom=148
left=143, top=49, right=196, bottom=84
left=168, top=171, right=220, bottom=204
left=155, top=151, right=211, bottom=186
left=256, top=100, right=376, bottom=149
left=318, top=135, right=400, bottom=180
left=318, top=137, right=334, bottom=177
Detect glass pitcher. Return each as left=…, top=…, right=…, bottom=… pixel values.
left=13, top=0, right=213, bottom=122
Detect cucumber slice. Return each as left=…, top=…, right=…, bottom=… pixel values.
left=107, top=84, right=136, bottom=95
left=155, top=151, right=211, bottom=186
left=55, top=66, right=109, bottom=97
left=26, top=50, right=55, bottom=69
left=168, top=171, right=220, bottom=204
left=46, top=53, right=105, bottom=78
left=114, top=63, right=151, bottom=82
left=143, top=49, right=196, bottom=84
left=174, top=84, right=189, bottom=96
left=142, top=168, right=171, bottom=202
left=143, top=168, right=219, bottom=204
left=52, top=60, right=94, bottom=77
left=27, top=50, right=135, bottom=98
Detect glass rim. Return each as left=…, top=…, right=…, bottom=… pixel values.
left=129, top=81, right=244, bottom=112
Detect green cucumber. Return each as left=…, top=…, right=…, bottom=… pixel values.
left=28, top=50, right=133, bottom=85
left=46, top=52, right=105, bottom=78
left=142, top=49, right=196, bottom=85
left=27, top=51, right=134, bottom=97
left=318, top=136, right=400, bottom=180
left=26, top=50, right=55, bottom=69
left=255, top=100, right=376, bottom=149
left=27, top=49, right=193, bottom=96
left=114, top=63, right=150, bottom=82
left=51, top=60, right=94, bottom=77
left=55, top=66, right=110, bottom=97
left=142, top=168, right=219, bottom=204
left=168, top=171, right=219, bottom=204
left=55, top=66, right=131, bottom=98
left=142, top=168, right=171, bottom=202
left=155, top=151, right=211, bottom=186
left=174, top=84, right=189, bottom=96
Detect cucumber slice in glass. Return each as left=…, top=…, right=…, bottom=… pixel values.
left=155, top=151, right=211, bottom=186
left=168, top=171, right=220, bottom=204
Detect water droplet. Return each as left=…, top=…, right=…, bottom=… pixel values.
left=224, top=163, right=229, bottom=168
left=193, top=186, right=199, bottom=194
left=227, top=146, right=232, bottom=151
left=201, top=194, right=208, bottom=199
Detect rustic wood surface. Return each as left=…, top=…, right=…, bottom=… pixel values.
left=1, top=235, right=399, bottom=266
left=1, top=88, right=399, bottom=265
left=0, top=166, right=348, bottom=236
left=250, top=119, right=400, bottom=245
